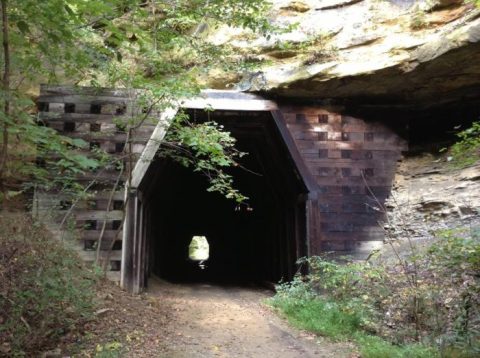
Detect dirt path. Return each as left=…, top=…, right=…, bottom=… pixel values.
left=138, top=277, right=353, bottom=358
left=71, top=278, right=353, bottom=357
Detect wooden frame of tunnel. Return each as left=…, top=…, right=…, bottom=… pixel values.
left=121, top=91, right=319, bottom=293
left=36, top=86, right=406, bottom=294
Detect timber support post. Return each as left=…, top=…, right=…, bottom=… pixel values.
left=121, top=189, right=137, bottom=293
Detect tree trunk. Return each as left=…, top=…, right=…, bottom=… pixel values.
left=0, top=0, right=9, bottom=194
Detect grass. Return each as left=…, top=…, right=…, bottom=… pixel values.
left=355, top=335, right=437, bottom=358
left=268, top=296, right=439, bottom=358
left=270, top=297, right=361, bottom=339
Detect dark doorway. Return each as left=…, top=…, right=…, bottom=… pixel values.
left=139, top=111, right=308, bottom=285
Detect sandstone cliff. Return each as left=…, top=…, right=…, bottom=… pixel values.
left=206, top=0, right=480, bottom=113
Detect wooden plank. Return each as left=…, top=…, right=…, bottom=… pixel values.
left=78, top=171, right=126, bottom=182
left=270, top=110, right=318, bottom=192
left=40, top=84, right=134, bottom=97
left=37, top=191, right=124, bottom=202
left=313, top=166, right=364, bottom=178
left=296, top=140, right=407, bottom=151
left=81, top=230, right=122, bottom=240
left=121, top=191, right=136, bottom=292
left=79, top=250, right=122, bottom=261
left=321, top=238, right=383, bottom=253
left=38, top=95, right=129, bottom=104
left=182, top=97, right=277, bottom=111
left=320, top=231, right=386, bottom=242
left=66, top=132, right=152, bottom=143
left=318, top=201, right=377, bottom=214
left=279, top=106, right=340, bottom=115
left=39, top=113, right=127, bottom=123
left=75, top=210, right=124, bottom=220
left=318, top=212, right=384, bottom=226
left=313, top=176, right=395, bottom=186
left=132, top=198, right=141, bottom=294
left=130, top=107, right=178, bottom=188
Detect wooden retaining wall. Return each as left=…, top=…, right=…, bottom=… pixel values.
left=278, top=107, right=407, bottom=256
left=36, top=85, right=156, bottom=280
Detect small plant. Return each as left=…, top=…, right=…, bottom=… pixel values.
left=268, top=32, right=336, bottom=62
left=449, top=121, right=480, bottom=168
left=95, top=341, right=124, bottom=358
left=410, top=9, right=427, bottom=30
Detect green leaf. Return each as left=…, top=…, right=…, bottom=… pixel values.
left=16, top=21, right=30, bottom=34
left=71, top=138, right=88, bottom=148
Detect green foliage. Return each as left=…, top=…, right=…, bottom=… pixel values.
left=274, top=275, right=316, bottom=301
left=160, top=111, right=248, bottom=203
left=270, top=229, right=480, bottom=357
left=449, top=121, right=480, bottom=168
left=0, top=215, right=99, bottom=356
left=426, top=228, right=480, bottom=353
left=355, top=334, right=437, bottom=358
left=410, top=9, right=427, bottom=30
left=269, top=280, right=437, bottom=357
left=470, top=0, right=480, bottom=8
left=429, top=227, right=480, bottom=272
left=95, top=341, right=124, bottom=358
left=272, top=297, right=361, bottom=338
left=296, top=256, right=389, bottom=330
left=0, top=0, right=276, bottom=203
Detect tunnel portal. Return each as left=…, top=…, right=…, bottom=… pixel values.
left=139, top=110, right=309, bottom=285
left=36, top=86, right=407, bottom=293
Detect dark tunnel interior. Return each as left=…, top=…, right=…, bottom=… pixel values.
left=139, top=111, right=308, bottom=285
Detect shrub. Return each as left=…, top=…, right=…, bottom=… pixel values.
left=0, top=215, right=99, bottom=356
left=449, top=121, right=480, bottom=168
left=269, top=226, right=480, bottom=357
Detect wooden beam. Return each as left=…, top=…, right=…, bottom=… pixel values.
left=120, top=190, right=136, bottom=292
left=133, top=198, right=143, bottom=294
left=130, top=107, right=178, bottom=188
left=270, top=110, right=318, bottom=193
left=181, top=90, right=277, bottom=111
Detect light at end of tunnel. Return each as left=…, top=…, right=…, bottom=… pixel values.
left=189, top=236, right=210, bottom=266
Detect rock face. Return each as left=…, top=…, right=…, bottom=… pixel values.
left=208, top=0, right=480, bottom=113
left=369, top=153, right=480, bottom=262
left=388, top=154, right=480, bottom=239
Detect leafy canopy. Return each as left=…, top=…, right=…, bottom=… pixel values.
left=0, top=0, right=275, bottom=201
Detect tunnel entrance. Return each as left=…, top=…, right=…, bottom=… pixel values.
left=138, top=110, right=309, bottom=285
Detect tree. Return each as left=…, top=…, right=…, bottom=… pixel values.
left=0, top=0, right=274, bottom=204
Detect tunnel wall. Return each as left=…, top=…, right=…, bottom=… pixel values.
left=278, top=107, right=407, bottom=257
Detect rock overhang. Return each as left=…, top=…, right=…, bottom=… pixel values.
left=205, top=0, right=480, bottom=116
